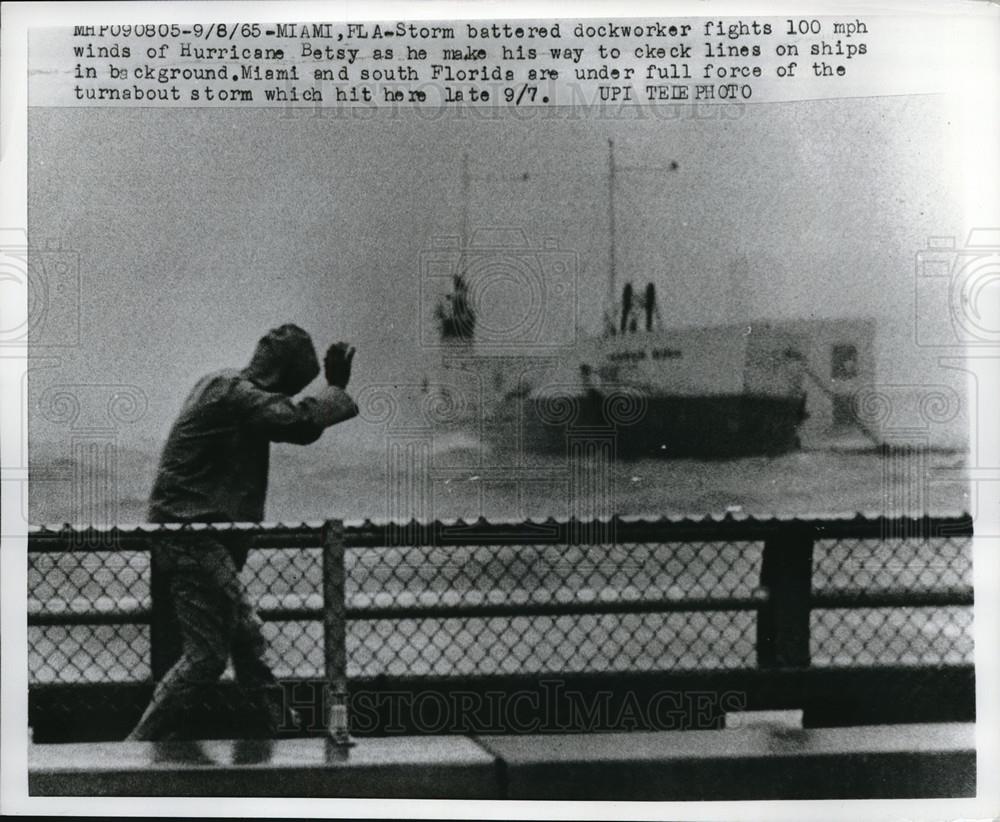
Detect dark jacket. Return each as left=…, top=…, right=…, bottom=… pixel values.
left=148, top=324, right=357, bottom=523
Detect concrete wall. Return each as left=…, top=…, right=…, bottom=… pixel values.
left=30, top=722, right=974, bottom=800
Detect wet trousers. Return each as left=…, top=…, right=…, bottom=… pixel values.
left=127, top=536, right=283, bottom=740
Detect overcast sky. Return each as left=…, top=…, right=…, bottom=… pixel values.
left=28, top=95, right=962, bottom=445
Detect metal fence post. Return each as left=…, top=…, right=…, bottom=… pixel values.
left=322, top=519, right=353, bottom=745
left=756, top=531, right=815, bottom=668
left=149, top=538, right=181, bottom=680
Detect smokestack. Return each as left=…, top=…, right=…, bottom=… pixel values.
left=620, top=282, right=633, bottom=333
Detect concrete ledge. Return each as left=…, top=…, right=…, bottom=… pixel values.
left=475, top=722, right=976, bottom=800
left=30, top=723, right=975, bottom=800
left=29, top=736, right=500, bottom=798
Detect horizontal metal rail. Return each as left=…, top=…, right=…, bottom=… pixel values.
left=344, top=514, right=975, bottom=547
left=28, top=609, right=152, bottom=627
left=26, top=535, right=325, bottom=553
left=28, top=586, right=976, bottom=628
left=27, top=513, right=975, bottom=553
left=29, top=595, right=770, bottom=628
left=343, top=593, right=770, bottom=622
left=810, top=588, right=974, bottom=609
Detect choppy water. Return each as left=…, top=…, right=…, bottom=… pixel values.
left=30, top=442, right=970, bottom=525
left=277, top=446, right=971, bottom=523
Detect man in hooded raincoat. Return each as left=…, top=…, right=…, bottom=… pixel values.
left=127, top=324, right=358, bottom=740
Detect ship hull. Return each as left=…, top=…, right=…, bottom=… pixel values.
left=512, top=392, right=807, bottom=459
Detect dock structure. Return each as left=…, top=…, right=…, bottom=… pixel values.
left=27, top=513, right=975, bottom=798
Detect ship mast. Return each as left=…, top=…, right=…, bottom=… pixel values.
left=604, top=142, right=679, bottom=335
left=607, top=138, right=617, bottom=309
left=461, top=152, right=470, bottom=249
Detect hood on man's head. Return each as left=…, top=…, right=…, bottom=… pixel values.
left=244, top=324, right=320, bottom=395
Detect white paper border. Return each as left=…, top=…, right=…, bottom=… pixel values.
left=3, top=1, right=998, bottom=819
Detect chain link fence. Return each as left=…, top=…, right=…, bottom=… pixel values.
left=29, top=517, right=974, bottom=694
left=28, top=547, right=151, bottom=684
left=811, top=535, right=973, bottom=666
left=345, top=539, right=761, bottom=677
left=243, top=546, right=324, bottom=680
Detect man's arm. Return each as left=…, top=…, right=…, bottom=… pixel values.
left=228, top=380, right=358, bottom=445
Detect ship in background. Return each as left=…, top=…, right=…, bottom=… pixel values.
left=423, top=142, right=877, bottom=459
left=521, top=296, right=810, bottom=458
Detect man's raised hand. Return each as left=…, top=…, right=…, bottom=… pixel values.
left=324, top=342, right=356, bottom=389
